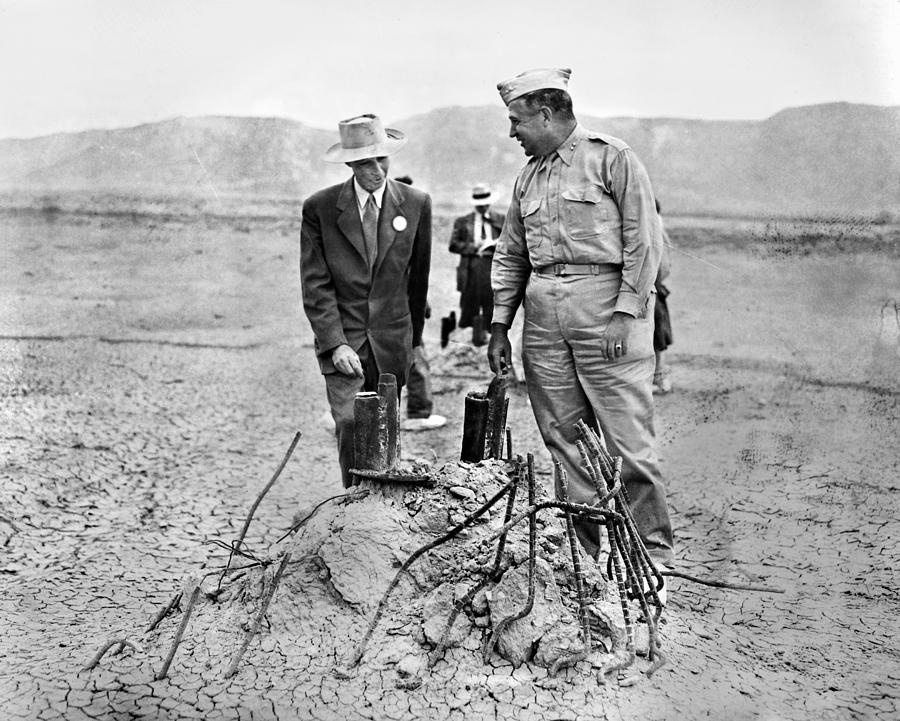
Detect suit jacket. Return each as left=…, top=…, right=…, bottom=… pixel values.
left=449, top=210, right=505, bottom=293
left=300, top=177, right=432, bottom=384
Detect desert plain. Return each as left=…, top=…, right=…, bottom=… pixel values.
left=1, top=201, right=898, bottom=720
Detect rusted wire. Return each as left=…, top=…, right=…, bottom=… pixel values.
left=483, top=454, right=538, bottom=663
left=349, top=417, right=781, bottom=680
left=429, top=462, right=523, bottom=666
left=602, top=519, right=636, bottom=677
left=206, top=539, right=264, bottom=564
left=660, top=568, right=785, bottom=594
left=482, top=499, right=623, bottom=544
left=83, top=638, right=143, bottom=671
left=218, top=431, right=301, bottom=592
left=147, top=591, right=183, bottom=633
left=576, top=426, right=667, bottom=675
left=575, top=420, right=614, bottom=478
left=275, top=489, right=369, bottom=543
left=156, top=577, right=202, bottom=680
left=225, top=551, right=292, bottom=678
left=549, top=459, right=594, bottom=675
left=612, top=520, right=665, bottom=675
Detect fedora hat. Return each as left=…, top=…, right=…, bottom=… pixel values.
left=323, top=114, right=407, bottom=163
left=469, top=183, right=493, bottom=205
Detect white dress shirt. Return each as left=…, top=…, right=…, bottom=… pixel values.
left=353, top=178, right=386, bottom=221
left=474, top=211, right=494, bottom=242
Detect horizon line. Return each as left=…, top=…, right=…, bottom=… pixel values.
left=2, top=99, right=897, bottom=143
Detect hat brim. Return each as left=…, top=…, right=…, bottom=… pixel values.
left=323, top=129, right=407, bottom=163
left=470, top=193, right=494, bottom=205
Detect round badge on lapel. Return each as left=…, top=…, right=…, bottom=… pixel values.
left=392, top=216, right=408, bottom=232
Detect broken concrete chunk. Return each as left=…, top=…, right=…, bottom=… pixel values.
left=410, top=500, right=449, bottom=535
left=471, top=588, right=489, bottom=615
left=316, top=504, right=408, bottom=612
left=449, top=485, right=477, bottom=500
left=488, top=559, right=564, bottom=667
left=396, top=653, right=426, bottom=678
left=588, top=600, right=625, bottom=646
left=533, top=620, right=585, bottom=668
left=422, top=582, right=472, bottom=646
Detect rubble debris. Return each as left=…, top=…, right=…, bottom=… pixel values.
left=85, top=417, right=677, bottom=686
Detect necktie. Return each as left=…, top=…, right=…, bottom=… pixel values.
left=362, top=193, right=378, bottom=266
left=480, top=214, right=487, bottom=240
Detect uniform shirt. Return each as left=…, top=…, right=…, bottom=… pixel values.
left=491, top=123, right=662, bottom=326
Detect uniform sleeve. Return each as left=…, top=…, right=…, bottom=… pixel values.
left=300, top=196, right=347, bottom=355
left=657, top=225, right=672, bottom=284
left=608, top=148, right=662, bottom=317
left=407, top=194, right=432, bottom=347
left=490, top=178, right=531, bottom=327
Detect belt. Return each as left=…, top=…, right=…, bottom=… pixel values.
left=533, top=262, right=620, bottom=276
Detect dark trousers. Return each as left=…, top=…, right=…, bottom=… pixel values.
left=458, top=255, right=494, bottom=330
left=653, top=285, right=673, bottom=352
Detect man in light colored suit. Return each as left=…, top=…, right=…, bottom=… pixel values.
left=300, top=114, right=432, bottom=486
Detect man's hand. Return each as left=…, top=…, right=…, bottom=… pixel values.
left=488, top=323, right=511, bottom=374
left=332, top=344, right=364, bottom=377
left=601, top=312, right=635, bottom=360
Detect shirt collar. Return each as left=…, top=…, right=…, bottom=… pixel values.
left=554, top=123, right=586, bottom=166
left=353, top=177, right=386, bottom=209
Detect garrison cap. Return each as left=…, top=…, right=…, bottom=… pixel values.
left=497, top=67, right=572, bottom=105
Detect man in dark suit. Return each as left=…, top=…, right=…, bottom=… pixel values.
left=300, top=114, right=432, bottom=486
left=449, top=184, right=505, bottom=346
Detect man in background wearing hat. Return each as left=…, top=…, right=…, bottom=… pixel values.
left=488, top=68, right=675, bottom=592
left=449, top=184, right=505, bottom=346
left=300, top=114, right=432, bottom=486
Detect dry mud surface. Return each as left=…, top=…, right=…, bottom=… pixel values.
left=1, top=209, right=899, bottom=720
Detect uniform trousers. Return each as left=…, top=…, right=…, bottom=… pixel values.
left=521, top=271, right=675, bottom=565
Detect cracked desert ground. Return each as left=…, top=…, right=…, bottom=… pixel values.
left=2, top=206, right=898, bottom=720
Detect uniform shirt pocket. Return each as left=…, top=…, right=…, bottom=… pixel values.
left=520, top=198, right=543, bottom=249
left=561, top=186, right=608, bottom=240
left=521, top=199, right=541, bottom=219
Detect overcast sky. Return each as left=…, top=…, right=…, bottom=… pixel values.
left=1, top=0, right=898, bottom=139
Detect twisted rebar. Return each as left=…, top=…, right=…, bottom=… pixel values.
left=549, top=459, right=594, bottom=675
left=482, top=454, right=538, bottom=663
left=429, top=462, right=523, bottom=666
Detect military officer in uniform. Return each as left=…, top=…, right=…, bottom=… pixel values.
left=488, top=68, right=674, bottom=593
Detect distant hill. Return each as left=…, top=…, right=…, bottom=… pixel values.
left=0, top=103, right=897, bottom=218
